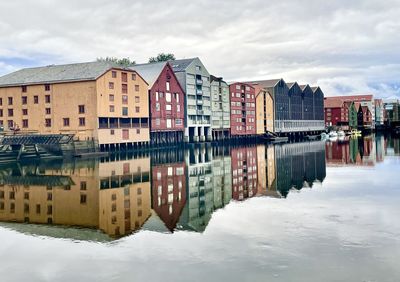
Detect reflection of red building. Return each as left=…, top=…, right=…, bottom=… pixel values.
left=229, top=82, right=256, bottom=136
left=151, top=163, right=186, bottom=231
left=325, top=141, right=351, bottom=164
left=231, top=146, right=258, bottom=201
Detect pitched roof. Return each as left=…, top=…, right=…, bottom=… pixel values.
left=130, top=61, right=167, bottom=88
left=0, top=61, right=116, bottom=87
left=324, top=97, right=343, bottom=108
left=299, top=84, right=312, bottom=91
left=169, top=58, right=197, bottom=72
left=243, top=79, right=282, bottom=88
left=286, top=82, right=296, bottom=89
left=331, top=94, right=373, bottom=102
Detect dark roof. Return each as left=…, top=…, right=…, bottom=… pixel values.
left=170, top=58, right=197, bottom=72
left=243, top=79, right=282, bottom=88
left=210, top=75, right=223, bottom=83
left=130, top=62, right=167, bottom=88
left=299, top=84, right=311, bottom=91
left=311, top=86, right=319, bottom=92
left=0, top=61, right=117, bottom=87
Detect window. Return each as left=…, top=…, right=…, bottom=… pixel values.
left=45, top=95, right=51, bottom=103
left=45, top=119, right=51, bottom=127
left=80, top=194, right=87, bottom=204
left=8, top=97, right=12, bottom=105
left=155, top=103, right=160, bottom=111
left=122, top=107, right=128, bottom=116
left=155, top=92, right=159, bottom=101
left=0, top=109, right=2, bottom=117
left=110, top=129, right=115, bottom=135
left=166, top=104, right=171, bottom=111
left=109, top=94, right=114, bottom=101
left=132, top=73, right=136, bottom=80
left=175, top=93, right=180, bottom=103
left=21, top=85, right=27, bottom=92
left=166, top=92, right=171, bottom=102
left=22, top=96, right=27, bottom=104
left=166, top=81, right=170, bottom=91
left=109, top=82, right=114, bottom=89
left=122, top=84, right=128, bottom=94
left=195, top=65, right=201, bottom=71
left=135, top=85, right=139, bottom=91
left=0, top=98, right=2, bottom=105
left=156, top=118, right=160, bottom=126
left=112, top=71, right=117, bottom=78
left=136, top=128, right=140, bottom=134
left=79, top=117, right=85, bottom=126
left=34, top=96, right=39, bottom=104
left=135, top=106, right=139, bottom=113
left=109, top=105, right=115, bottom=112
left=78, top=105, right=85, bottom=114
left=80, top=181, right=87, bottom=191
left=122, top=95, right=128, bottom=104
left=45, top=108, right=51, bottom=114
left=44, top=84, right=50, bottom=91
left=36, top=204, right=41, bottom=214
left=121, top=72, right=127, bottom=82
left=7, top=120, right=13, bottom=129
left=8, top=109, right=13, bottom=117
left=176, top=119, right=182, bottom=125
left=63, top=118, right=70, bottom=126
left=177, top=105, right=180, bottom=112
left=135, top=96, right=139, bottom=103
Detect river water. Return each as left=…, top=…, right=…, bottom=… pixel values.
left=0, top=135, right=399, bottom=282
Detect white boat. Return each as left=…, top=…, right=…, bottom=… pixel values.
left=329, top=131, right=338, bottom=137
left=337, top=130, right=345, bottom=137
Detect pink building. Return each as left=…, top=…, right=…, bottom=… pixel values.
left=229, top=82, right=256, bottom=136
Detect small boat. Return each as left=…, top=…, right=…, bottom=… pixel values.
left=337, top=130, right=345, bottom=137
left=320, top=133, right=328, bottom=140
left=329, top=131, right=338, bottom=137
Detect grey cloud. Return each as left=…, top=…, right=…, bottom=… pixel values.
left=0, top=0, right=399, bottom=97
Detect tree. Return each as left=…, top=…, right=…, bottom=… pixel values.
left=96, top=57, right=136, bottom=67
left=148, top=53, right=176, bottom=63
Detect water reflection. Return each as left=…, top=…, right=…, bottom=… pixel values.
left=325, top=134, right=400, bottom=166
left=3, top=136, right=396, bottom=241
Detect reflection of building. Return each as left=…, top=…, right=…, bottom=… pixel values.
left=151, top=161, right=186, bottom=231
left=325, top=136, right=378, bottom=166
left=210, top=76, right=230, bottom=140
left=212, top=146, right=232, bottom=208
left=178, top=144, right=214, bottom=232
left=273, top=141, right=326, bottom=197
left=98, top=158, right=151, bottom=237
left=0, top=156, right=151, bottom=239
left=231, top=146, right=258, bottom=201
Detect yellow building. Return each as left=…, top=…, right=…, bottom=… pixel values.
left=255, top=86, right=274, bottom=135
left=0, top=62, right=150, bottom=148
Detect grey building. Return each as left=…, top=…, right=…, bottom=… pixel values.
left=171, top=58, right=212, bottom=142
left=210, top=75, right=230, bottom=140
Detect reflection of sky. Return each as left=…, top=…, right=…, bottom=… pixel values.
left=0, top=156, right=399, bottom=281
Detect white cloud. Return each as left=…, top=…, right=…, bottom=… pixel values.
left=0, top=0, right=399, bottom=98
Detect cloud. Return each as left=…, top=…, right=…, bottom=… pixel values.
left=0, top=0, right=399, bottom=98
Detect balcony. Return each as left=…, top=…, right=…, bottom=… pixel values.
left=196, top=79, right=203, bottom=85
left=197, top=110, right=204, bottom=115
left=196, top=89, right=203, bottom=95
left=197, top=99, right=203, bottom=105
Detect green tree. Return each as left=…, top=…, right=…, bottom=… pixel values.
left=96, top=57, right=136, bottom=67
left=148, top=53, right=176, bottom=63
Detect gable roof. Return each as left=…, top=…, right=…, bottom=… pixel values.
left=130, top=61, right=167, bottom=88
left=170, top=58, right=197, bottom=72
left=299, top=84, right=312, bottom=91
left=244, top=79, right=282, bottom=88
left=286, top=82, right=296, bottom=89
left=332, top=94, right=373, bottom=102
left=0, top=61, right=117, bottom=87
left=324, top=97, right=344, bottom=108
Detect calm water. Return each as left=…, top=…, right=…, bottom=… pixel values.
left=0, top=135, right=399, bottom=282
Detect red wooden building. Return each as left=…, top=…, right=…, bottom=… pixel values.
left=132, top=62, right=185, bottom=145
left=324, top=97, right=348, bottom=127
left=229, top=82, right=256, bottom=136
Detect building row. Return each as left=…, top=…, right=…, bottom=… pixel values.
left=324, top=95, right=386, bottom=130
left=0, top=58, right=325, bottom=149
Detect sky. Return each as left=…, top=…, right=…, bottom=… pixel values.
left=0, top=0, right=399, bottom=99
